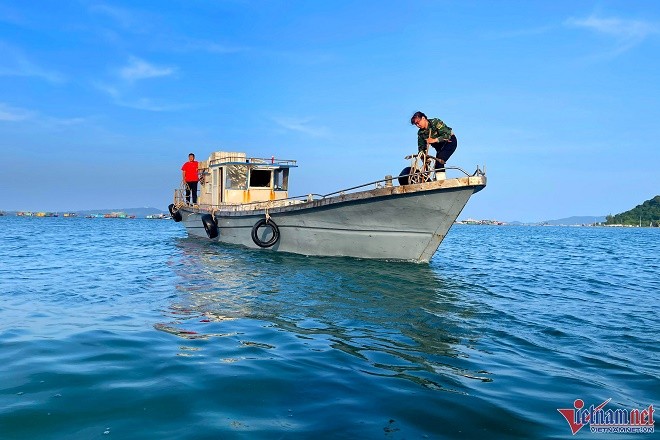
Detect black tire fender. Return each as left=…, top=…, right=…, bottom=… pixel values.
left=251, top=218, right=280, bottom=248
left=201, top=214, right=219, bottom=239
left=398, top=167, right=411, bottom=186
left=168, top=204, right=182, bottom=222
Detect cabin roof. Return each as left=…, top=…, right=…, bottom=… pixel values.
left=208, top=159, right=297, bottom=169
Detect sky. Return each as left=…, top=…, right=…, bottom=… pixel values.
left=1, top=0, right=658, bottom=222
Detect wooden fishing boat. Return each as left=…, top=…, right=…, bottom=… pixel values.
left=170, top=151, right=486, bottom=262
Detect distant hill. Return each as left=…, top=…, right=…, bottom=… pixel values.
left=605, top=195, right=660, bottom=227
left=541, top=215, right=606, bottom=226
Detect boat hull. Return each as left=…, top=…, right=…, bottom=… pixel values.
left=179, top=176, right=485, bottom=263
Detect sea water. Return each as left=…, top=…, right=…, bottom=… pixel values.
left=0, top=217, right=658, bottom=439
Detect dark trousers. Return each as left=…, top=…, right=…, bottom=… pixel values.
left=185, top=181, right=198, bottom=204
left=430, top=134, right=457, bottom=169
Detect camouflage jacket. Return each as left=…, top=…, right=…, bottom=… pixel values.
left=417, top=118, right=453, bottom=152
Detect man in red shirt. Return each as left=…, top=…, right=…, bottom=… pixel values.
left=181, top=153, right=199, bottom=204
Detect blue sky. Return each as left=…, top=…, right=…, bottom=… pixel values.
left=1, top=0, right=658, bottom=222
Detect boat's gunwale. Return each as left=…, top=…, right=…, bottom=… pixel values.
left=180, top=174, right=486, bottom=218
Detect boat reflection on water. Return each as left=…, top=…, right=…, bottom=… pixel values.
left=156, top=238, right=492, bottom=392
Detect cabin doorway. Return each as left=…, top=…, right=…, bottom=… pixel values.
left=212, top=168, right=224, bottom=205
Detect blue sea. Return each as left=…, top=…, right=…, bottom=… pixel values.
left=0, top=217, right=658, bottom=439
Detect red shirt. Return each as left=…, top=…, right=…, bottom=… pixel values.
left=181, top=161, right=199, bottom=182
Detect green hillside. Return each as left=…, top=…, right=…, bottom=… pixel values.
left=604, top=195, right=660, bottom=227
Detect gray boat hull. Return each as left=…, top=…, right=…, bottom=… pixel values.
left=179, top=176, right=485, bottom=262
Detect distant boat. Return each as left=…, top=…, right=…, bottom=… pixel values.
left=101, top=212, right=135, bottom=219
left=146, top=213, right=170, bottom=219
left=169, top=151, right=486, bottom=263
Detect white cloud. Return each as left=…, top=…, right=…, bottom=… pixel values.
left=119, top=56, right=175, bottom=81
left=0, top=103, right=87, bottom=126
left=272, top=116, right=329, bottom=137
left=566, top=16, right=657, bottom=38
left=88, top=3, right=148, bottom=32
left=44, top=116, right=89, bottom=127
left=0, top=42, right=64, bottom=83
left=114, top=97, right=184, bottom=112
left=565, top=15, right=659, bottom=54
left=93, top=82, right=120, bottom=99
left=93, top=80, right=185, bottom=112
left=0, top=103, right=33, bottom=121
left=176, top=38, right=246, bottom=54
left=487, top=25, right=556, bottom=39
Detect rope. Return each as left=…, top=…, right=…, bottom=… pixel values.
left=264, top=200, right=273, bottom=222
left=409, top=151, right=434, bottom=184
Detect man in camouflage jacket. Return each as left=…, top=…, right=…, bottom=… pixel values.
left=410, top=111, right=458, bottom=169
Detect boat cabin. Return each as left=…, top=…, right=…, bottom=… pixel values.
left=196, top=152, right=297, bottom=207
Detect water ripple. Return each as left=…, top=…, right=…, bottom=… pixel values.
left=0, top=218, right=658, bottom=438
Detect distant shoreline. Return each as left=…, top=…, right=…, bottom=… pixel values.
left=0, top=207, right=169, bottom=219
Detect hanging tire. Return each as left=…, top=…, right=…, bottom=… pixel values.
left=251, top=218, right=280, bottom=248
left=201, top=214, right=218, bottom=239
left=398, top=167, right=411, bottom=186
left=168, top=204, right=182, bottom=222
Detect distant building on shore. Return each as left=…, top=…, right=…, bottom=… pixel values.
left=456, top=218, right=507, bottom=225
left=85, top=212, right=135, bottom=219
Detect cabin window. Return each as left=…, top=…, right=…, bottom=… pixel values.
left=249, top=169, right=272, bottom=188
left=225, top=165, right=248, bottom=190
left=274, top=169, right=288, bottom=191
